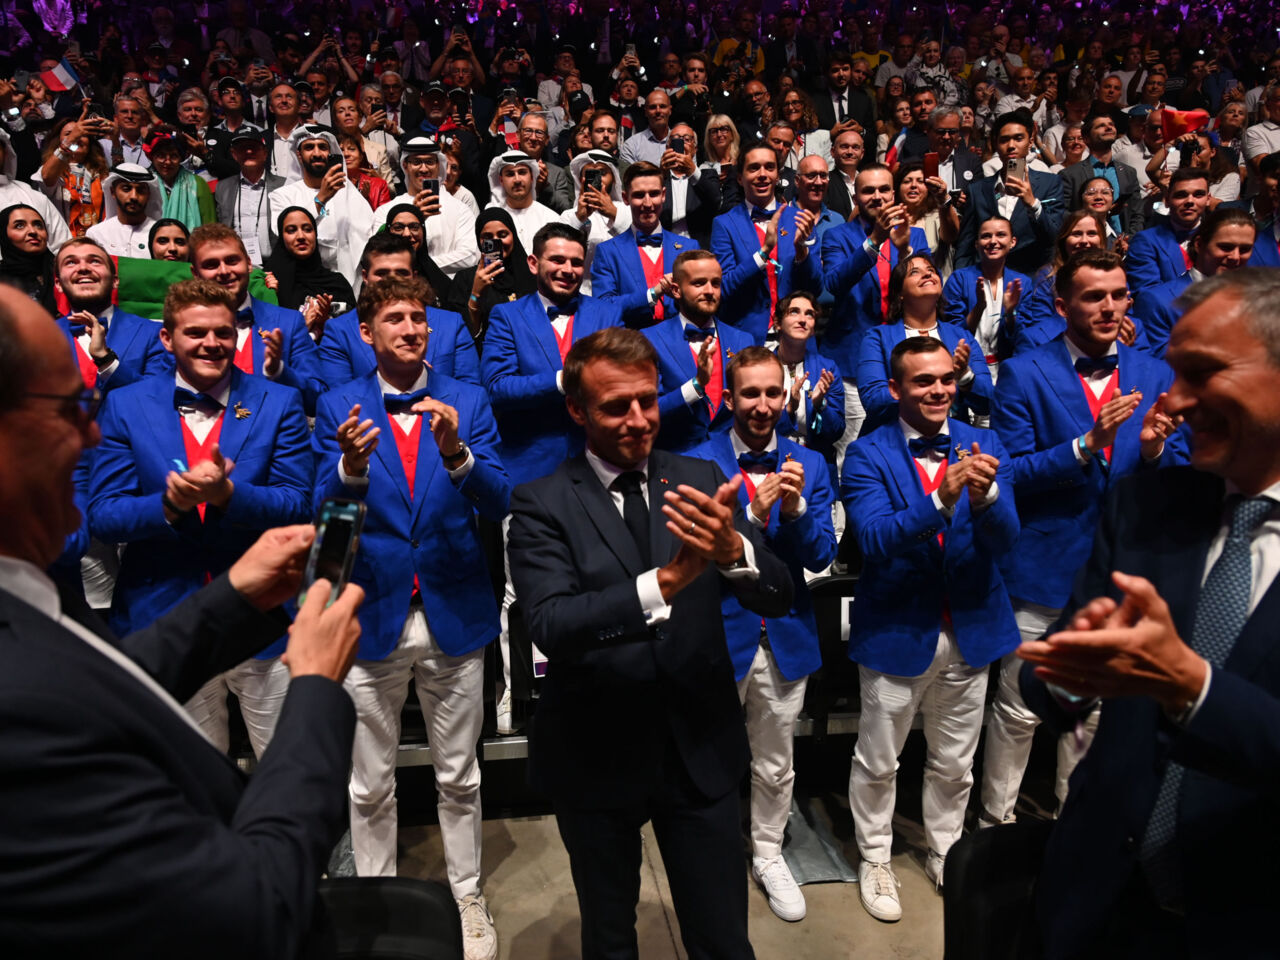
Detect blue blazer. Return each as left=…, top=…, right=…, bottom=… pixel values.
left=317, top=306, right=481, bottom=388
left=589, top=228, right=693, bottom=328
left=56, top=308, right=167, bottom=392
left=990, top=335, right=1188, bottom=609
left=839, top=418, right=1020, bottom=675
left=482, top=292, right=623, bottom=487
left=643, top=314, right=756, bottom=453
left=773, top=342, right=846, bottom=467
left=954, top=171, right=1065, bottom=277
left=1248, top=219, right=1280, bottom=267
left=854, top=321, right=995, bottom=436
left=87, top=369, right=313, bottom=651
left=1022, top=467, right=1280, bottom=958
left=710, top=204, right=823, bottom=344
left=940, top=264, right=1038, bottom=363
left=1131, top=273, right=1192, bottom=357
left=819, top=218, right=931, bottom=377
left=1125, top=222, right=1192, bottom=291
left=312, top=371, right=510, bottom=661
left=688, top=432, right=837, bottom=682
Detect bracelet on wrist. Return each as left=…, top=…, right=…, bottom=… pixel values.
left=1077, top=435, right=1093, bottom=461
left=162, top=493, right=192, bottom=516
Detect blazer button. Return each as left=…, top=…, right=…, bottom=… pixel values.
left=411, top=539, right=420, bottom=548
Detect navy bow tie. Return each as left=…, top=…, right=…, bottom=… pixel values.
left=683, top=324, right=716, bottom=342
left=235, top=307, right=254, bottom=328
left=173, top=387, right=222, bottom=411
left=1074, top=355, right=1119, bottom=377
left=908, top=434, right=951, bottom=458
left=738, top=449, right=778, bottom=471
left=547, top=298, right=580, bottom=320
left=750, top=206, right=774, bottom=222
left=67, top=315, right=109, bottom=335
left=636, top=233, right=663, bottom=247
left=384, top=388, right=430, bottom=413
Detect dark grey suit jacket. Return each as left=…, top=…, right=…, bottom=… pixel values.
left=1060, top=157, right=1146, bottom=236
left=215, top=173, right=287, bottom=262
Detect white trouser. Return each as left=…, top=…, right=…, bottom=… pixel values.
left=834, top=379, right=865, bottom=468
left=185, top=656, right=290, bottom=757
left=499, top=514, right=514, bottom=692
left=345, top=606, right=485, bottom=897
left=980, top=601, right=1097, bottom=821
left=737, top=642, right=809, bottom=860
left=849, top=630, right=988, bottom=863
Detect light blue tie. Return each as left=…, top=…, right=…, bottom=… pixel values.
left=1138, top=495, right=1274, bottom=905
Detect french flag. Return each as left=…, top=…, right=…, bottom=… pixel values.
left=39, top=58, right=80, bottom=94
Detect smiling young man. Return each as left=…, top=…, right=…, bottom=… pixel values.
left=979, top=247, right=1188, bottom=828
left=88, top=277, right=312, bottom=753
left=589, top=161, right=695, bottom=328
left=841, top=335, right=1020, bottom=920
left=1125, top=167, right=1212, bottom=291
left=506, top=325, right=792, bottom=960
left=312, top=276, right=509, bottom=960
left=688, top=346, right=837, bottom=924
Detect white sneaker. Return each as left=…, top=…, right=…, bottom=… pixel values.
left=457, top=893, right=498, bottom=960
left=495, top=687, right=513, bottom=735
left=752, top=855, right=806, bottom=921
left=924, top=850, right=945, bottom=891
left=858, top=860, right=902, bottom=922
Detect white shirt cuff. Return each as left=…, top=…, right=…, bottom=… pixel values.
left=95, top=358, right=120, bottom=382
left=681, top=378, right=704, bottom=405
left=556, top=370, right=565, bottom=394
left=337, top=457, right=370, bottom=489
left=265, top=359, right=284, bottom=381
left=446, top=448, right=474, bottom=481
left=636, top=568, right=672, bottom=625
left=958, top=366, right=975, bottom=387
left=717, top=533, right=760, bottom=581
left=752, top=250, right=770, bottom=270
left=1183, top=662, right=1213, bottom=724
left=931, top=489, right=954, bottom=518
left=1030, top=198, right=1043, bottom=219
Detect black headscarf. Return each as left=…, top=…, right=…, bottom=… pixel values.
left=379, top=200, right=455, bottom=303
left=148, top=217, right=190, bottom=261
left=447, top=207, right=537, bottom=342
left=262, top=206, right=356, bottom=310
left=0, top=204, right=56, bottom=313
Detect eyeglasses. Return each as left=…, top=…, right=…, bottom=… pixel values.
left=801, top=172, right=830, bottom=181
left=22, top=386, right=101, bottom=426
left=932, top=127, right=960, bottom=137
left=389, top=221, right=424, bottom=234
left=709, top=125, right=731, bottom=134
left=519, top=129, right=548, bottom=139
left=1082, top=188, right=1114, bottom=197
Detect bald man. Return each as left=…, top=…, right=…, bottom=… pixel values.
left=620, top=89, right=674, bottom=167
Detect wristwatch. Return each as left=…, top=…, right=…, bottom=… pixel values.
left=442, top=442, right=469, bottom=465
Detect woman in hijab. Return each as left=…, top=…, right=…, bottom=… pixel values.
left=0, top=204, right=57, bottom=312
left=262, top=206, right=355, bottom=312
left=448, top=207, right=537, bottom=347
left=379, top=198, right=459, bottom=307
left=148, top=218, right=190, bottom=261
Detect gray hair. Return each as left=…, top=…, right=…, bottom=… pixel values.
left=177, top=88, right=209, bottom=108
left=928, top=105, right=961, bottom=128
left=1175, top=268, right=1280, bottom=366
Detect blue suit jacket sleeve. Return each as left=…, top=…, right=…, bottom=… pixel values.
left=317, top=320, right=359, bottom=388
left=310, top=392, right=359, bottom=508
left=451, top=386, right=512, bottom=522
left=271, top=319, right=326, bottom=412
left=590, top=243, right=653, bottom=324
left=954, top=186, right=981, bottom=269
left=840, top=439, right=950, bottom=561
left=1124, top=230, right=1165, bottom=291
left=449, top=318, right=482, bottom=386
left=821, top=223, right=876, bottom=298
left=709, top=215, right=761, bottom=304
left=990, top=359, right=1091, bottom=495
left=88, top=394, right=185, bottom=544
left=854, top=329, right=895, bottom=425
left=481, top=303, right=561, bottom=410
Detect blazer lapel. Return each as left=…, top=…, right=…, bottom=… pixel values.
left=360, top=381, right=413, bottom=513
left=142, top=376, right=188, bottom=466
left=875, top=429, right=916, bottom=508
left=567, top=457, right=644, bottom=575
left=621, top=231, right=647, bottom=292
left=218, top=369, right=263, bottom=465
left=523, top=295, right=562, bottom=370
left=1034, top=340, right=1094, bottom=429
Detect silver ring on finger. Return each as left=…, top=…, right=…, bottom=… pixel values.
left=689, top=521, right=697, bottom=534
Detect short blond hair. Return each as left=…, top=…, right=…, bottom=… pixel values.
left=163, top=277, right=235, bottom=331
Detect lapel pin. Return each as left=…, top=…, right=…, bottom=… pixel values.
left=784, top=452, right=795, bottom=463
left=726, top=349, right=736, bottom=360
left=508, top=293, right=517, bottom=301
left=780, top=228, right=788, bottom=237
left=233, top=401, right=251, bottom=420
left=256, top=328, right=269, bottom=342
left=660, top=476, right=669, bottom=485
left=674, top=242, right=683, bottom=249
left=1129, top=386, right=1140, bottom=395
left=955, top=444, right=970, bottom=459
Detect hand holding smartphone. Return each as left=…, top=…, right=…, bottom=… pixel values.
left=298, top=499, right=366, bottom=608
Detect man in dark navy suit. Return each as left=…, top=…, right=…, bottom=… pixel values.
left=508, top=326, right=792, bottom=960
left=955, top=111, right=1065, bottom=278
left=0, top=291, right=363, bottom=958
left=1017, top=268, right=1280, bottom=959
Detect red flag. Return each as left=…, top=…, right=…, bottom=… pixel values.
left=1162, top=109, right=1210, bottom=142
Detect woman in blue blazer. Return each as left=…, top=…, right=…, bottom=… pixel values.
left=856, top=252, right=993, bottom=436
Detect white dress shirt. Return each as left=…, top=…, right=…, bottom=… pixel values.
left=85, top=217, right=156, bottom=259
left=898, top=418, right=999, bottom=516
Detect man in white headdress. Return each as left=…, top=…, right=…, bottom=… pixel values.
left=562, top=149, right=631, bottom=294
left=268, top=124, right=376, bottom=281
left=485, top=150, right=559, bottom=253
left=85, top=164, right=162, bottom=259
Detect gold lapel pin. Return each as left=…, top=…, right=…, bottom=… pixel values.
left=955, top=444, right=970, bottom=459
left=660, top=477, right=669, bottom=485
left=674, top=242, right=683, bottom=249
left=256, top=328, right=269, bottom=342
left=784, top=452, right=795, bottom=462
left=780, top=228, right=789, bottom=237
left=233, top=401, right=251, bottom=420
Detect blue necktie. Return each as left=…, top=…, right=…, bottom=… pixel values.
left=383, top=388, right=430, bottom=413
left=908, top=434, right=951, bottom=458
left=683, top=324, right=715, bottom=342
left=173, top=387, right=221, bottom=410
left=1139, top=495, right=1275, bottom=906
left=235, top=307, right=254, bottom=328
left=636, top=233, right=663, bottom=247
left=1074, top=355, right=1119, bottom=377
left=750, top=206, right=773, bottom=222
left=737, top=449, right=778, bottom=471
left=547, top=298, right=580, bottom=320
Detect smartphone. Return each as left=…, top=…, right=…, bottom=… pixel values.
left=448, top=88, right=470, bottom=114
left=325, top=153, right=344, bottom=171
left=669, top=134, right=686, bottom=155
left=13, top=69, right=29, bottom=93
left=298, top=499, right=366, bottom=608
left=923, top=151, right=939, bottom=181
left=625, top=43, right=637, bottom=58
left=422, top=177, right=440, bottom=196
left=1006, top=156, right=1026, bottom=182
left=583, top=168, right=603, bottom=192
left=480, top=236, right=502, bottom=265
left=1177, top=140, right=1197, bottom=166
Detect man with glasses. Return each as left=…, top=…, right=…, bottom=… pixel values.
left=792, top=156, right=842, bottom=310
left=900, top=106, right=983, bottom=193
left=0, top=291, right=364, bottom=958
left=1126, top=168, right=1212, bottom=290
left=373, top=136, right=480, bottom=279
left=515, top=112, right=573, bottom=214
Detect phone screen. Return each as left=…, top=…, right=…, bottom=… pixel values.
left=923, top=151, right=939, bottom=181
left=299, top=500, right=365, bottom=607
